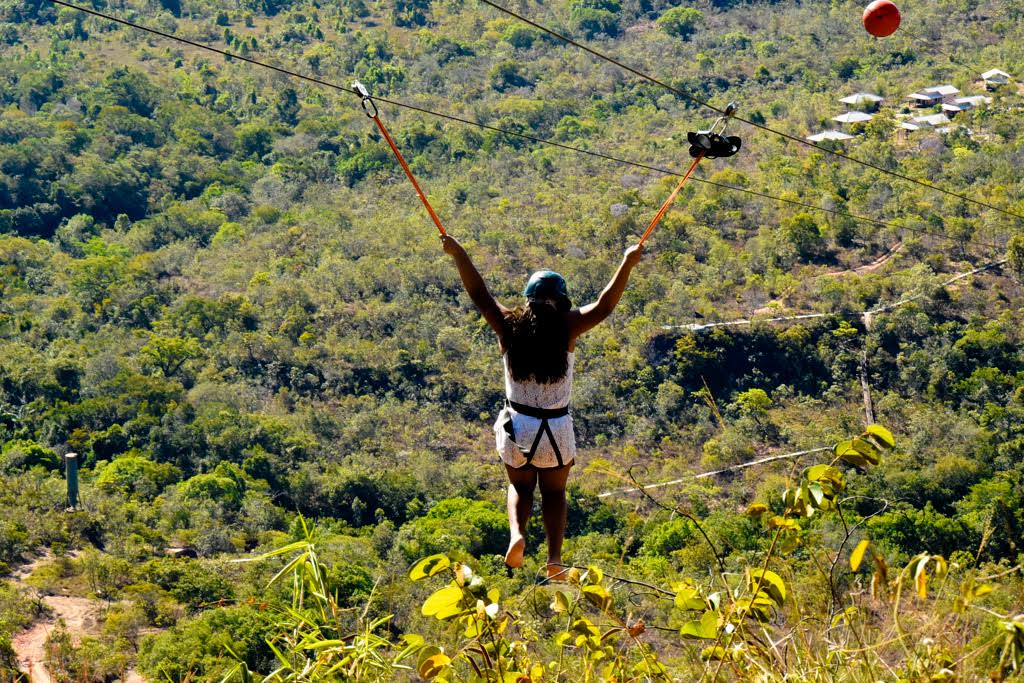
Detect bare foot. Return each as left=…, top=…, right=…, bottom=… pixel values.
left=504, top=536, right=525, bottom=568
left=546, top=562, right=568, bottom=583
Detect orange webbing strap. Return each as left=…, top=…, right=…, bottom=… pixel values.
left=637, top=153, right=703, bottom=246
left=369, top=111, right=447, bottom=236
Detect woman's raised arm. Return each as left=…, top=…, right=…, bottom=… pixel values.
left=569, top=244, right=643, bottom=340
left=442, top=234, right=508, bottom=339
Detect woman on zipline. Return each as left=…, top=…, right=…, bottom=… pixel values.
left=443, top=235, right=643, bottom=579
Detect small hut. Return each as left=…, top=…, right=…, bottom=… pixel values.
left=942, top=95, right=992, bottom=116
left=907, top=85, right=960, bottom=108
left=839, top=92, right=883, bottom=112
left=807, top=130, right=855, bottom=143
left=832, top=111, right=874, bottom=126
left=981, top=69, right=1011, bottom=90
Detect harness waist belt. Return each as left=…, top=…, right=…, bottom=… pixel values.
left=505, top=400, right=570, bottom=467
left=507, top=400, right=569, bottom=419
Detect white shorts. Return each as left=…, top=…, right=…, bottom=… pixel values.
left=494, top=404, right=576, bottom=469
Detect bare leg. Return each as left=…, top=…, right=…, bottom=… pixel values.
left=504, top=465, right=537, bottom=568
left=538, top=464, right=572, bottom=579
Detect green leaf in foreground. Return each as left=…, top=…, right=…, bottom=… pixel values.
left=865, top=424, right=895, bottom=448
left=582, top=584, right=613, bottom=611
left=748, top=568, right=786, bottom=606
left=422, top=585, right=464, bottom=619
left=673, top=583, right=705, bottom=611
left=417, top=650, right=451, bottom=679
left=410, top=554, right=451, bottom=581
left=680, top=609, right=718, bottom=640
left=850, top=539, right=870, bottom=572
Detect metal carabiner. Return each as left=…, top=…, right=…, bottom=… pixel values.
left=708, top=101, right=738, bottom=137
left=352, top=80, right=378, bottom=119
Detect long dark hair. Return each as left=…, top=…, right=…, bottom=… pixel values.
left=503, top=302, right=570, bottom=384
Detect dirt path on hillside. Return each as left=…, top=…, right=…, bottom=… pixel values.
left=751, top=243, right=904, bottom=316
left=822, top=242, right=903, bottom=277
left=12, top=596, right=99, bottom=683
left=9, top=553, right=148, bottom=683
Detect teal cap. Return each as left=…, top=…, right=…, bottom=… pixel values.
left=523, top=270, right=569, bottom=300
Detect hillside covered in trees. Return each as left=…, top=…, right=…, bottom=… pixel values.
left=2, top=0, right=1024, bottom=679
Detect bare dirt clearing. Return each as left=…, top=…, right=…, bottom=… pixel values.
left=10, top=552, right=148, bottom=683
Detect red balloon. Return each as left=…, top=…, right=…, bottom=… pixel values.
left=863, top=0, right=901, bottom=37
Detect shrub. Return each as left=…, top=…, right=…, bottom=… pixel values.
left=234, top=122, right=274, bottom=160
left=489, top=60, right=531, bottom=92
left=138, top=606, right=277, bottom=680
left=640, top=517, right=695, bottom=557
left=179, top=462, right=248, bottom=509
left=396, top=497, right=506, bottom=560
left=656, top=7, right=703, bottom=39
left=569, top=0, right=621, bottom=38
left=138, top=558, right=234, bottom=609
left=96, top=453, right=181, bottom=500
left=1, top=440, right=60, bottom=472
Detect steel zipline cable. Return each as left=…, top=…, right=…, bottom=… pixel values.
left=46, top=1, right=1017, bottom=514
left=476, top=0, right=1024, bottom=225
left=45, top=0, right=1005, bottom=250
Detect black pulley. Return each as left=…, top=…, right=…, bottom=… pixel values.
left=687, top=101, right=742, bottom=159
left=687, top=131, right=742, bottom=159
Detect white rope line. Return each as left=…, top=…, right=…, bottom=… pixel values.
left=866, top=258, right=1007, bottom=314
left=596, top=446, right=831, bottom=498
left=663, top=258, right=1007, bottom=333
left=664, top=313, right=827, bottom=332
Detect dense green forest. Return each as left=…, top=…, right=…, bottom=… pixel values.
left=2, top=0, right=1024, bottom=679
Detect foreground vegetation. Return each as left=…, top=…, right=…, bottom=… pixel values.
left=2, top=0, right=1024, bottom=679
left=217, top=430, right=1023, bottom=681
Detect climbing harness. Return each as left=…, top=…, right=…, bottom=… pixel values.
left=353, top=81, right=447, bottom=236
left=638, top=103, right=741, bottom=246
left=503, top=400, right=569, bottom=467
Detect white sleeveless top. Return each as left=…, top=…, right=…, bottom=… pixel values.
left=494, top=352, right=576, bottom=469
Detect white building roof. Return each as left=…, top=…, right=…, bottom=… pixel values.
left=956, top=95, right=992, bottom=106
left=922, top=85, right=960, bottom=96
left=839, top=92, right=884, bottom=105
left=913, top=113, right=952, bottom=126
left=899, top=122, right=920, bottom=131
left=908, top=92, right=939, bottom=101
left=832, top=111, right=874, bottom=124
left=942, top=96, right=992, bottom=113
left=981, top=69, right=1010, bottom=81
left=807, top=131, right=855, bottom=142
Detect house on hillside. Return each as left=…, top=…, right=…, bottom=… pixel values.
left=832, top=111, right=874, bottom=126
left=807, top=130, right=854, bottom=143
left=942, top=95, right=992, bottom=116
left=907, top=92, right=939, bottom=108
left=907, top=85, right=960, bottom=108
left=831, top=111, right=872, bottom=129
left=896, top=121, right=919, bottom=142
left=912, top=113, right=952, bottom=132
left=839, top=92, right=883, bottom=112
left=926, top=85, right=961, bottom=100
left=981, top=68, right=1011, bottom=90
